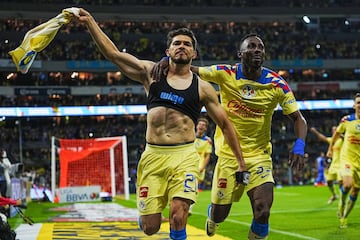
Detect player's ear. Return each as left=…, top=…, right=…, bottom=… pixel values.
left=192, top=49, right=198, bottom=60
left=237, top=50, right=242, bottom=59
left=165, top=49, right=170, bottom=56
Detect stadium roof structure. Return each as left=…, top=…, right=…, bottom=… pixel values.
left=0, top=2, right=359, bottom=21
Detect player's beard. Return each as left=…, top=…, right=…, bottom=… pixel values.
left=172, top=56, right=192, bottom=64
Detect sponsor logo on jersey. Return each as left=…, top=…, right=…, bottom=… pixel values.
left=217, top=178, right=227, bottom=188
left=139, top=186, right=148, bottom=198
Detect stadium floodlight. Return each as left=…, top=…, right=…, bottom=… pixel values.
left=302, top=15, right=311, bottom=24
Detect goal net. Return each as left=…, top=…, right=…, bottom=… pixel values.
left=51, top=136, right=129, bottom=200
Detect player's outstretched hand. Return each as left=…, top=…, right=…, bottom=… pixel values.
left=235, top=171, right=250, bottom=185
left=76, top=8, right=92, bottom=23
left=289, top=138, right=305, bottom=171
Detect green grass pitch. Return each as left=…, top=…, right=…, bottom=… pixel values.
left=187, top=185, right=360, bottom=240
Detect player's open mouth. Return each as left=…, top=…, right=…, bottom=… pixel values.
left=176, top=52, right=186, bottom=57
left=253, top=55, right=262, bottom=60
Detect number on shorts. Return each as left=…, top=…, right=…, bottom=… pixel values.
left=184, top=173, right=196, bottom=192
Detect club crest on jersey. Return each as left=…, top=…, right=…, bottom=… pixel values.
left=139, top=186, right=149, bottom=198
left=217, top=190, right=225, bottom=199
left=241, top=85, right=255, bottom=98
left=138, top=200, right=146, bottom=211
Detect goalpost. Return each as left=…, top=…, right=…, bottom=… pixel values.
left=51, top=136, right=130, bottom=201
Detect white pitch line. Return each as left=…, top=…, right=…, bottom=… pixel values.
left=230, top=205, right=359, bottom=216
left=225, top=218, right=320, bottom=240
left=191, top=211, right=320, bottom=240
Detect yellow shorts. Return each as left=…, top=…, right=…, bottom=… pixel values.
left=137, top=143, right=200, bottom=215
left=326, top=161, right=342, bottom=182
left=199, top=170, right=206, bottom=182
left=325, top=166, right=341, bottom=182
left=211, top=156, right=274, bottom=205
left=325, top=171, right=338, bottom=182
left=340, top=161, right=360, bottom=189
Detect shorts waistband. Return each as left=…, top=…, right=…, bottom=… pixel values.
left=146, top=140, right=194, bottom=146
left=145, top=141, right=195, bottom=153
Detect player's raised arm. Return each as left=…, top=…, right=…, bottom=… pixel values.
left=310, top=127, right=328, bottom=143
left=326, top=130, right=341, bottom=158
left=75, top=8, right=153, bottom=87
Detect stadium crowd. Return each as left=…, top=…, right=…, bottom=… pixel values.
left=0, top=17, right=358, bottom=107
left=1, top=18, right=359, bottom=63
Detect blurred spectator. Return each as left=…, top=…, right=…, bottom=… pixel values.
left=0, top=149, right=12, bottom=197
left=314, top=151, right=327, bottom=186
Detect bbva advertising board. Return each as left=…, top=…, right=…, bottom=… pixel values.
left=58, top=185, right=101, bottom=203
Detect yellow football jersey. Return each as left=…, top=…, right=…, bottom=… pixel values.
left=195, top=135, right=213, bottom=168
left=199, top=64, right=299, bottom=159
left=337, top=114, right=360, bottom=169
left=329, top=136, right=343, bottom=170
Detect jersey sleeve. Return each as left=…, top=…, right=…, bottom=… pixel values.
left=278, top=86, right=299, bottom=115
left=205, top=136, right=213, bottom=154
left=336, top=119, right=347, bottom=134
left=198, top=65, right=230, bottom=85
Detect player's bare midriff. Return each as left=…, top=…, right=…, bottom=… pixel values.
left=146, top=107, right=195, bottom=145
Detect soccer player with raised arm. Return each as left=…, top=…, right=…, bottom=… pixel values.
left=311, top=126, right=343, bottom=203
left=327, top=93, right=360, bottom=228
left=75, top=9, right=249, bottom=239
left=152, top=33, right=307, bottom=239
